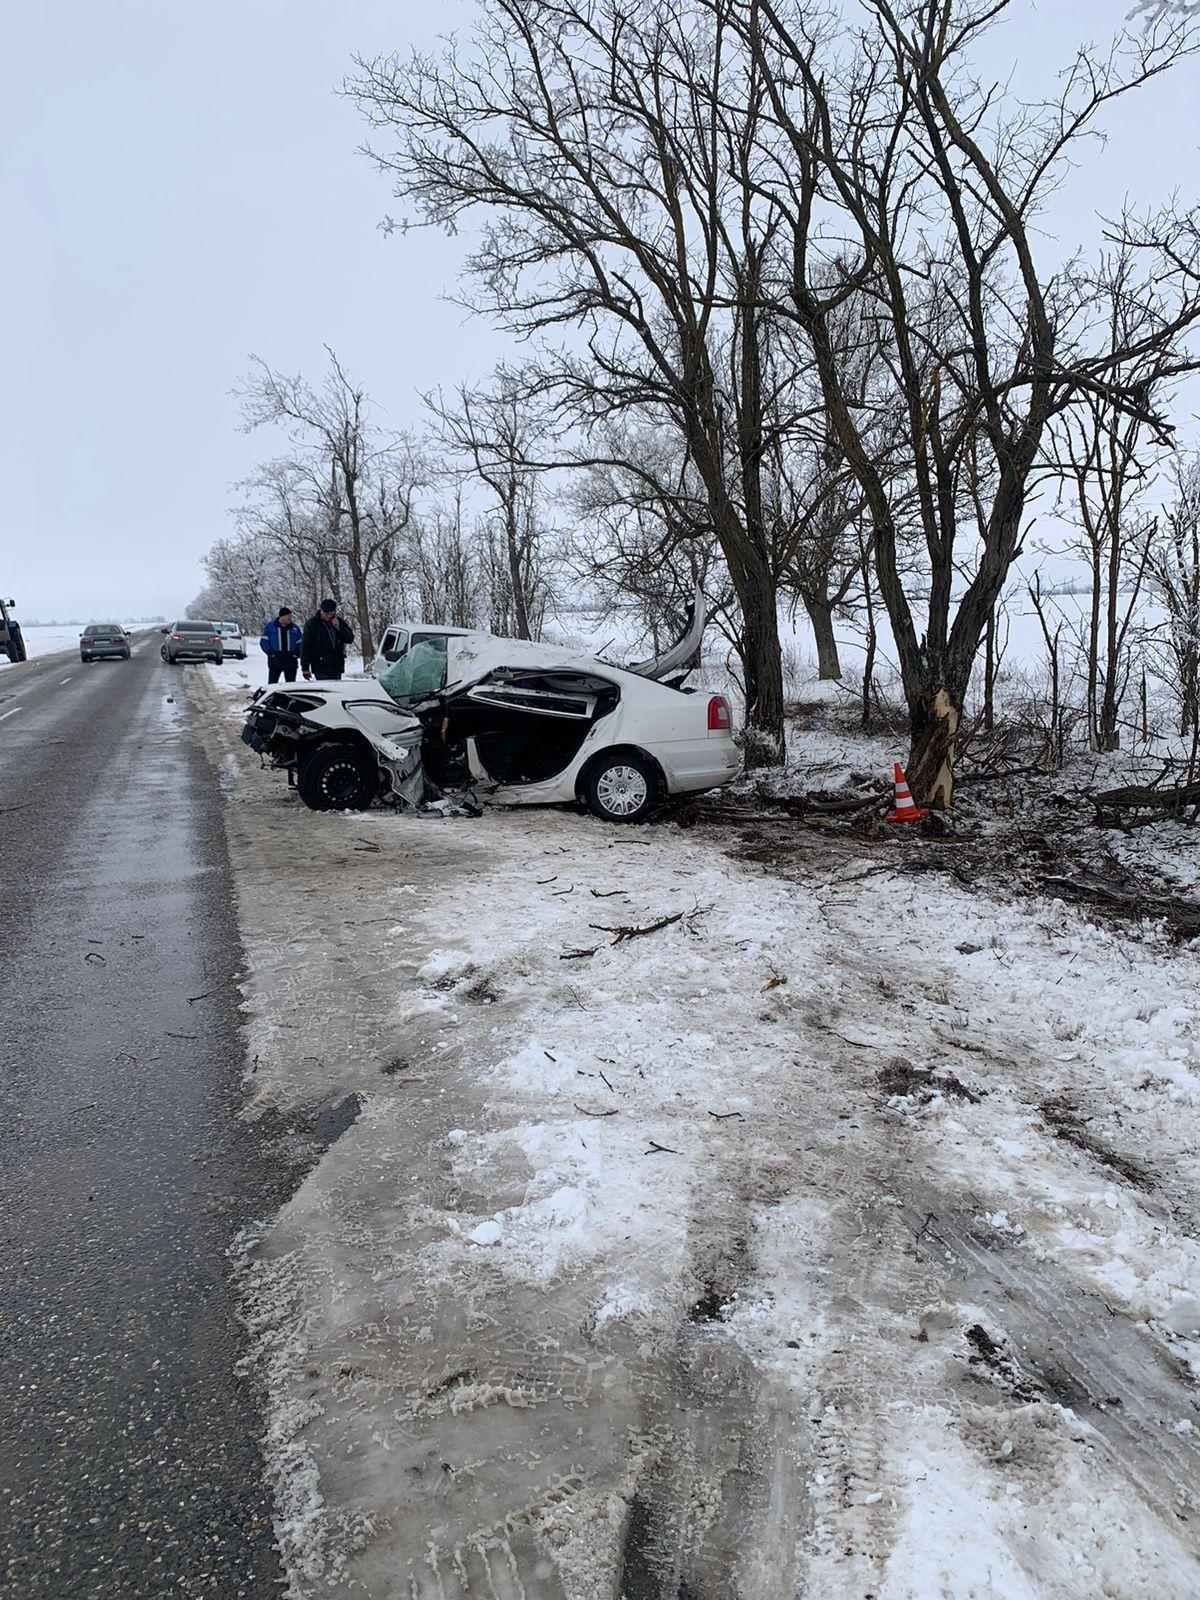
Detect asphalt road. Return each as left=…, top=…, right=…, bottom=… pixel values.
left=0, top=640, right=284, bottom=1597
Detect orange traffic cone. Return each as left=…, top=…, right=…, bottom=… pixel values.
left=886, top=762, right=929, bottom=824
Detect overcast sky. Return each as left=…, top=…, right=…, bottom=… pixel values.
left=2, top=0, right=1198, bottom=621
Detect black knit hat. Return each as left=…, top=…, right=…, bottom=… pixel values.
left=277, top=606, right=292, bottom=618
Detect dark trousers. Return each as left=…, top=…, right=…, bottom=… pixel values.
left=267, top=652, right=299, bottom=684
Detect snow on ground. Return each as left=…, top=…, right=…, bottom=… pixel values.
left=184, top=663, right=1200, bottom=1598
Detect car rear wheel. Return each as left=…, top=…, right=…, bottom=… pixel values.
left=297, top=742, right=378, bottom=812
left=584, top=752, right=657, bottom=823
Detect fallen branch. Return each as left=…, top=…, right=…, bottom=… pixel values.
left=573, top=1103, right=618, bottom=1118
left=645, top=1140, right=680, bottom=1154
left=560, top=947, right=598, bottom=961
left=590, top=909, right=685, bottom=943
left=1042, top=873, right=1200, bottom=937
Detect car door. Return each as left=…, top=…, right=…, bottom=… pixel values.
left=377, top=627, right=410, bottom=665
left=446, top=669, right=619, bottom=788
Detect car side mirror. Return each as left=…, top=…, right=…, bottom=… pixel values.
left=160, top=627, right=170, bottom=634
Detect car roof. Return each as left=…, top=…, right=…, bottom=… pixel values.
left=444, top=632, right=679, bottom=697
left=384, top=622, right=475, bottom=638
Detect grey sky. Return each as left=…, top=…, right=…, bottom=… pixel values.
left=2, top=0, right=1197, bottom=620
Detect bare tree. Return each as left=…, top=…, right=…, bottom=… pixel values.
left=425, top=372, right=558, bottom=639
left=734, top=0, right=1200, bottom=803
left=348, top=0, right=794, bottom=761
left=1150, top=451, right=1200, bottom=750
left=1049, top=254, right=1175, bottom=751
left=238, top=350, right=426, bottom=661
left=404, top=491, right=486, bottom=629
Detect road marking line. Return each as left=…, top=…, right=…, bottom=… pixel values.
left=61, top=676, right=73, bottom=684
left=0, top=706, right=22, bottom=721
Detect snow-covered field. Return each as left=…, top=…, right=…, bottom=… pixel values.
left=0, top=623, right=92, bottom=667
left=0, top=621, right=152, bottom=669
left=186, top=660, right=1200, bottom=1598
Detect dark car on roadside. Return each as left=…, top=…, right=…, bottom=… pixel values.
left=160, top=621, right=223, bottom=665
left=80, top=622, right=131, bottom=662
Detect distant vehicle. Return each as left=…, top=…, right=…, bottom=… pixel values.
left=0, top=597, right=26, bottom=663
left=80, top=622, right=131, bottom=662
left=219, top=621, right=247, bottom=659
left=160, top=621, right=224, bottom=665
left=243, top=597, right=738, bottom=821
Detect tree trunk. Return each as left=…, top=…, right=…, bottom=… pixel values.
left=982, top=607, right=996, bottom=733
left=906, top=685, right=961, bottom=809
left=350, top=565, right=374, bottom=666
left=505, top=488, right=532, bottom=640
left=731, top=548, right=785, bottom=766
left=804, top=595, right=842, bottom=680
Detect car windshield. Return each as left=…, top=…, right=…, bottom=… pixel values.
left=378, top=636, right=448, bottom=704
left=175, top=622, right=215, bottom=634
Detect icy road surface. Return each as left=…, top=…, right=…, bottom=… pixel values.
left=192, top=667, right=1200, bottom=1600
left=0, top=643, right=283, bottom=1596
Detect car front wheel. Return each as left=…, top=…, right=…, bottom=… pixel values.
left=584, top=752, right=658, bottom=823
left=296, top=742, right=378, bottom=812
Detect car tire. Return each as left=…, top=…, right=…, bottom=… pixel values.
left=583, top=752, right=658, bottom=823
left=81, top=653, right=91, bottom=663
left=7, top=625, right=26, bottom=663
left=296, top=742, right=378, bottom=812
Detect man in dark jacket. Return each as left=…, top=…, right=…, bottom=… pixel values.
left=259, top=607, right=303, bottom=683
left=301, top=598, right=355, bottom=681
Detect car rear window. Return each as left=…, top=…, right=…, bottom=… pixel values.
left=175, top=622, right=215, bottom=633
left=85, top=623, right=120, bottom=633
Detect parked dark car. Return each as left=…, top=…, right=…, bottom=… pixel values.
left=160, top=621, right=223, bottom=665
left=80, top=622, right=131, bottom=662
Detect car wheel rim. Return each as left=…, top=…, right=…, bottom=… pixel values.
left=596, top=765, right=648, bottom=816
left=320, top=760, right=362, bottom=804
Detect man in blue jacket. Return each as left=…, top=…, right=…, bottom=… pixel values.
left=260, top=607, right=303, bottom=683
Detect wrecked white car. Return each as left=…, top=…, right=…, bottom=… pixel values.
left=240, top=604, right=739, bottom=822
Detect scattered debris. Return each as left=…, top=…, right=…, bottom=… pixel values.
left=878, top=1059, right=981, bottom=1105
left=1093, top=775, right=1200, bottom=829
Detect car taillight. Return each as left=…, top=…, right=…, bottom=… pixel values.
left=707, top=695, right=731, bottom=731
left=171, top=634, right=182, bottom=641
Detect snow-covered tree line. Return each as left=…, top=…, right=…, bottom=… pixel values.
left=197, top=0, right=1200, bottom=802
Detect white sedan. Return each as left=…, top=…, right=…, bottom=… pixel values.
left=242, top=612, right=738, bottom=822
left=219, top=620, right=247, bottom=659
